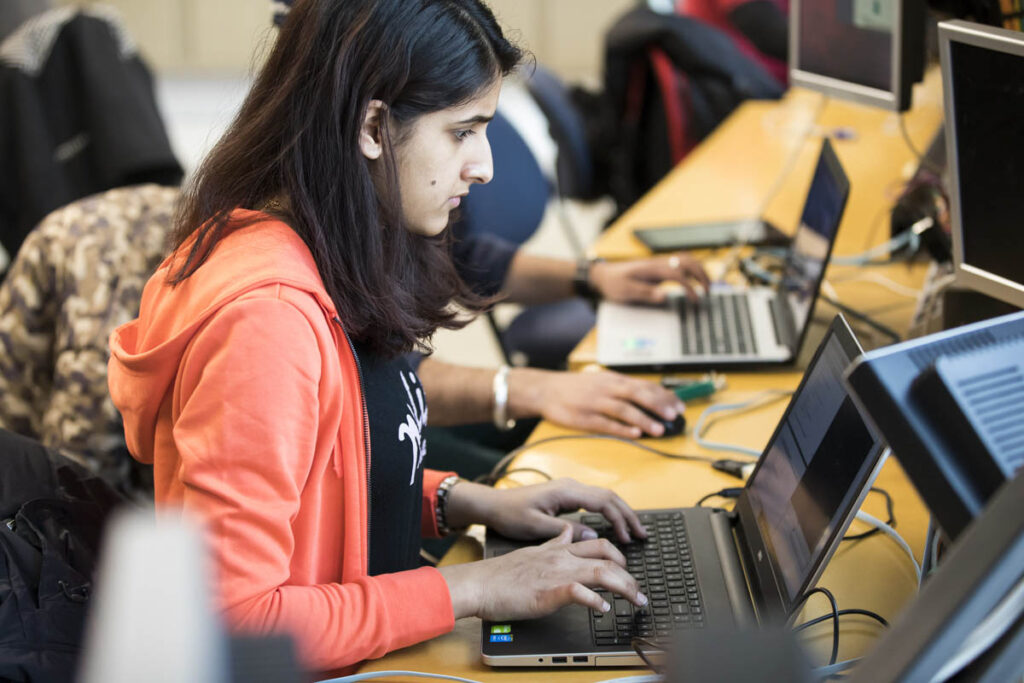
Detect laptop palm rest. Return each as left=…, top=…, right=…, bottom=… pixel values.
left=481, top=507, right=753, bottom=666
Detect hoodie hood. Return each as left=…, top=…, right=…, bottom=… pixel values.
left=108, top=211, right=338, bottom=465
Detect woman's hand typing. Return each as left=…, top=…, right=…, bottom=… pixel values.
left=437, top=525, right=647, bottom=621
left=444, top=478, right=648, bottom=544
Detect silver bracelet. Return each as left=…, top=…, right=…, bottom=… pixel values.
left=492, top=364, right=517, bottom=432
left=434, top=475, right=464, bottom=536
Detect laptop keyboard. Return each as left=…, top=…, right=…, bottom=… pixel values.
left=676, top=293, right=755, bottom=356
left=583, top=511, right=704, bottom=648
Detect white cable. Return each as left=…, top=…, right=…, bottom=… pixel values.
left=821, top=279, right=840, bottom=303
left=930, top=576, right=1024, bottom=683
left=855, top=510, right=921, bottom=585
left=693, top=391, right=793, bottom=457
left=814, top=657, right=861, bottom=679
left=830, top=271, right=922, bottom=299
left=315, top=671, right=484, bottom=683
left=318, top=669, right=665, bottom=683
left=830, top=229, right=920, bottom=266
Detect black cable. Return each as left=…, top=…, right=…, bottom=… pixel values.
left=843, top=487, right=895, bottom=541
left=630, top=636, right=665, bottom=674
left=898, top=114, right=944, bottom=176
left=477, top=434, right=718, bottom=486
left=489, top=467, right=553, bottom=483
left=818, top=294, right=902, bottom=344
left=794, top=608, right=889, bottom=633
left=790, top=587, right=840, bottom=666
left=697, top=487, right=743, bottom=507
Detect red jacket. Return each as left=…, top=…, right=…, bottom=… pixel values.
left=108, top=211, right=456, bottom=672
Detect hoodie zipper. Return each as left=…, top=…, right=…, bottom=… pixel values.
left=335, top=317, right=372, bottom=570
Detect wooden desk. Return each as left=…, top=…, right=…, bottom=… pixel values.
left=360, top=73, right=944, bottom=681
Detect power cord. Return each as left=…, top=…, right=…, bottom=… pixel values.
left=854, top=509, right=921, bottom=585
left=842, top=487, right=895, bottom=541
left=693, top=390, right=794, bottom=457
left=479, top=390, right=796, bottom=488
left=790, top=587, right=840, bottom=666
left=794, top=608, right=889, bottom=633
left=697, top=487, right=743, bottom=507
left=829, top=227, right=921, bottom=266
left=631, top=636, right=666, bottom=674
left=477, top=434, right=721, bottom=486
left=494, top=467, right=552, bottom=483
left=817, top=293, right=901, bottom=344
left=898, top=113, right=944, bottom=176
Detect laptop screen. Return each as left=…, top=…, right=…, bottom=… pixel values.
left=782, top=141, right=849, bottom=341
left=743, top=322, right=879, bottom=604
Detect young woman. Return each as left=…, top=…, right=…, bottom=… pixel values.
left=108, top=0, right=647, bottom=674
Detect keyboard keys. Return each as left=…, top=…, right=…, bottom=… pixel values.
left=590, top=515, right=705, bottom=643
left=676, top=293, right=756, bottom=357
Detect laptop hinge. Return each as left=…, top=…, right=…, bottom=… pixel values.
left=709, top=511, right=757, bottom=628
left=771, top=292, right=798, bottom=352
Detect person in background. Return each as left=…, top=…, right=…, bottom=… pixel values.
left=108, top=0, right=650, bottom=674
left=675, top=0, right=790, bottom=85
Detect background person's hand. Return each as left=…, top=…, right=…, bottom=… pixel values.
left=446, top=478, right=649, bottom=544
left=511, top=367, right=686, bottom=438
left=588, top=253, right=710, bottom=304
left=437, top=525, right=648, bottom=621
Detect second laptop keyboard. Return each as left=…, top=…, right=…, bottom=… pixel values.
left=583, top=511, right=705, bottom=647
left=675, top=292, right=755, bottom=356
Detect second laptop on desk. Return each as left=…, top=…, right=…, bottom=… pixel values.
left=596, top=139, right=850, bottom=372
left=482, top=315, right=886, bottom=667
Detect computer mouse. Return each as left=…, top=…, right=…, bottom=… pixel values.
left=636, top=405, right=687, bottom=437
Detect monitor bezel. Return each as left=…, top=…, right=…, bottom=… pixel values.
left=789, top=0, right=907, bottom=111
left=941, top=19, right=1024, bottom=310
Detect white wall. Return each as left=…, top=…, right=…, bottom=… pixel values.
left=61, top=0, right=637, bottom=85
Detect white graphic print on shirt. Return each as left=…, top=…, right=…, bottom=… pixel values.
left=398, top=371, right=428, bottom=485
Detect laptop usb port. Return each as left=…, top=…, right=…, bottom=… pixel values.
left=552, top=656, right=567, bottom=663
left=573, top=656, right=588, bottom=663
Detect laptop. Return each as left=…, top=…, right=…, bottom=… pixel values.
left=596, top=139, right=850, bottom=372
left=482, top=315, right=886, bottom=667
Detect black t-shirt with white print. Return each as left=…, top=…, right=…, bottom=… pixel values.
left=352, top=341, right=427, bottom=576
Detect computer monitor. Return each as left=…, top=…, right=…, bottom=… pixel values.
left=941, top=20, right=1024, bottom=310
left=789, top=0, right=925, bottom=111
left=844, top=309, right=1024, bottom=540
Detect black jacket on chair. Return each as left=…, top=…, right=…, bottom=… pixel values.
left=0, top=429, right=127, bottom=682
left=599, top=6, right=785, bottom=214
left=0, top=7, right=182, bottom=256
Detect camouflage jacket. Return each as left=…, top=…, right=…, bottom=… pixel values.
left=0, top=184, right=178, bottom=490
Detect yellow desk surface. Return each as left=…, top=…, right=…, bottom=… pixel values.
left=360, top=73, right=944, bottom=681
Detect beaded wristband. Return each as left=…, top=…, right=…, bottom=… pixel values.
left=434, top=475, right=464, bottom=536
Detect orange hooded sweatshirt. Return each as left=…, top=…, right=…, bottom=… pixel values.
left=108, top=212, right=456, bottom=673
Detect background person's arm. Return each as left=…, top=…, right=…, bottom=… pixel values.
left=418, top=357, right=685, bottom=438
left=499, top=250, right=709, bottom=305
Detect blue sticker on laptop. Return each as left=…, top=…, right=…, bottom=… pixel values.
left=489, top=634, right=513, bottom=643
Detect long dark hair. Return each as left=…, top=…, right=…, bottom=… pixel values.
left=169, top=0, right=522, bottom=356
